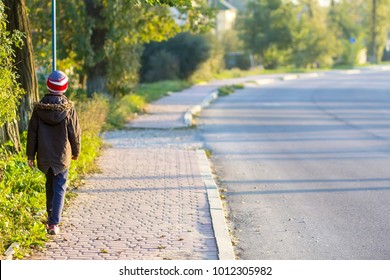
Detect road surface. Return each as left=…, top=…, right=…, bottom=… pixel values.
left=198, top=70, right=390, bottom=259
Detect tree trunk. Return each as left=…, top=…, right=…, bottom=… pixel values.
left=371, top=0, right=378, bottom=64
left=87, top=61, right=107, bottom=96
left=0, top=120, right=21, bottom=152
left=85, top=0, right=108, bottom=96
left=4, top=0, right=39, bottom=132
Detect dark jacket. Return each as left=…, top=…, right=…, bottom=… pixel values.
left=26, top=94, right=81, bottom=175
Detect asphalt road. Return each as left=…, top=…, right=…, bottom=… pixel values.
left=198, top=70, right=390, bottom=260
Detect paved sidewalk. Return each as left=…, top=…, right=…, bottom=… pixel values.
left=39, top=145, right=219, bottom=260
left=127, top=85, right=217, bottom=129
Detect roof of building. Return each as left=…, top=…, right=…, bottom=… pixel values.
left=210, top=0, right=237, bottom=11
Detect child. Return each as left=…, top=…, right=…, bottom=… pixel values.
left=27, top=70, right=81, bottom=235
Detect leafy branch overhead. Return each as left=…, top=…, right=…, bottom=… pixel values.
left=26, top=0, right=214, bottom=96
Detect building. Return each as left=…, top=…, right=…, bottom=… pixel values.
left=210, top=0, right=237, bottom=38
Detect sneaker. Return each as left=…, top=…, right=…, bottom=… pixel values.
left=47, top=224, right=60, bottom=235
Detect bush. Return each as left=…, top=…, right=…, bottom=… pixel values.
left=140, top=32, right=211, bottom=82
left=69, top=95, right=109, bottom=184
left=143, top=50, right=179, bottom=82
left=106, top=94, right=146, bottom=129
left=189, top=34, right=225, bottom=84
left=225, top=52, right=252, bottom=70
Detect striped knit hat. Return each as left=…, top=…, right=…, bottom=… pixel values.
left=46, top=70, right=68, bottom=94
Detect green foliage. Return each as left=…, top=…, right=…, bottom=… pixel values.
left=327, top=0, right=365, bottom=66
left=238, top=0, right=294, bottom=69
left=190, top=33, right=225, bottom=83
left=140, top=32, right=211, bottom=82
left=135, top=0, right=191, bottom=5
left=0, top=3, right=25, bottom=126
left=175, top=0, right=216, bottom=34
left=236, top=0, right=390, bottom=69
left=291, top=2, right=340, bottom=69
left=26, top=0, right=87, bottom=94
left=142, top=50, right=181, bottom=82
left=0, top=135, right=47, bottom=258
left=104, top=3, right=182, bottom=95
left=106, top=94, right=146, bottom=129
left=363, top=0, right=390, bottom=63
left=136, top=80, right=192, bottom=102
left=218, top=84, right=244, bottom=97
left=68, top=95, right=109, bottom=184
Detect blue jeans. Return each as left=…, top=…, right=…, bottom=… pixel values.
left=45, top=168, right=68, bottom=225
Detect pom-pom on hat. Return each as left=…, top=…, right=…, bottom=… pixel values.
left=46, top=70, right=68, bottom=94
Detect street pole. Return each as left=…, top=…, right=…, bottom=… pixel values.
left=52, top=0, right=56, bottom=71
left=372, top=0, right=377, bottom=64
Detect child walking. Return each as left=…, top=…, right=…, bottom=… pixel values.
left=27, top=70, right=81, bottom=235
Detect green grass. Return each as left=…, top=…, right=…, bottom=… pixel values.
left=218, top=84, right=245, bottom=97
left=0, top=136, right=48, bottom=258
left=213, top=67, right=311, bottom=80
left=135, top=80, right=192, bottom=103
left=107, top=80, right=192, bottom=129
left=212, top=64, right=365, bottom=81
left=106, top=94, right=146, bottom=130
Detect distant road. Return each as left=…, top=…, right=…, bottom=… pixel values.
left=198, top=70, right=390, bottom=259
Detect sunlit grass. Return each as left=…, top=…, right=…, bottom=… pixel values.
left=106, top=80, right=192, bottom=129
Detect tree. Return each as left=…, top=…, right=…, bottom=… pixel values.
left=3, top=0, right=39, bottom=132
left=0, top=1, right=25, bottom=151
left=327, top=0, right=366, bottom=66
left=290, top=0, right=339, bottom=68
left=238, top=0, right=294, bottom=69
left=366, top=0, right=390, bottom=63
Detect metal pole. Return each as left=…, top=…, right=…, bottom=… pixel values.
left=372, top=0, right=377, bottom=64
left=52, top=0, right=56, bottom=71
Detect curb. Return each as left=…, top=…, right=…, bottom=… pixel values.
left=196, top=150, right=235, bottom=260
left=253, top=78, right=277, bottom=86
left=184, top=90, right=219, bottom=126
left=183, top=72, right=324, bottom=126
left=340, top=69, right=361, bottom=75
left=281, top=74, right=299, bottom=81
left=3, top=243, right=19, bottom=260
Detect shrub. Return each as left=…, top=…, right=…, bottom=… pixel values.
left=140, top=32, right=211, bottom=82
left=143, top=50, right=180, bottom=82
left=106, top=94, right=146, bottom=129
left=69, top=95, right=109, bottom=184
